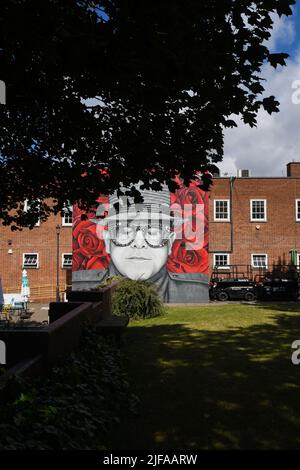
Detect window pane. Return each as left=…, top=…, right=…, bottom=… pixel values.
left=252, top=255, right=267, bottom=267
left=62, top=205, right=73, bottom=225
left=23, top=254, right=38, bottom=268
left=252, top=201, right=265, bottom=220
left=215, top=254, right=229, bottom=266
left=215, top=201, right=229, bottom=220
left=63, top=254, right=72, bottom=268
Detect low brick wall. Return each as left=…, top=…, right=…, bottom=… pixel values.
left=46, top=301, right=106, bottom=365
left=66, top=283, right=115, bottom=312
left=0, top=282, right=121, bottom=400
left=0, top=301, right=106, bottom=368
left=49, top=301, right=94, bottom=323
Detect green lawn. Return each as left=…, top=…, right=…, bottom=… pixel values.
left=110, top=303, right=300, bottom=449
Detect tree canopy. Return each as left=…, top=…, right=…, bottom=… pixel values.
left=0, top=0, right=295, bottom=228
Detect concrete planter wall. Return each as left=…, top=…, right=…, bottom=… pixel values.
left=0, top=301, right=103, bottom=368
left=66, top=290, right=104, bottom=302
left=66, top=282, right=119, bottom=313
left=0, top=281, right=123, bottom=403
left=0, top=282, right=119, bottom=372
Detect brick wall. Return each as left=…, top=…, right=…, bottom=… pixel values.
left=2, top=172, right=300, bottom=299
left=0, top=203, right=72, bottom=302
left=209, top=177, right=300, bottom=277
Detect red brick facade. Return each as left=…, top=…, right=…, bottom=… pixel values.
left=209, top=169, right=300, bottom=277
left=0, top=207, right=72, bottom=302
left=1, top=162, right=300, bottom=300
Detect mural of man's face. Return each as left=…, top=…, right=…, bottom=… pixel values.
left=103, top=214, right=176, bottom=280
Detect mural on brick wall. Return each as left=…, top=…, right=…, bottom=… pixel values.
left=72, top=176, right=209, bottom=302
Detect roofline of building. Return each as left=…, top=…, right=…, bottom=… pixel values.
left=214, top=177, right=300, bottom=180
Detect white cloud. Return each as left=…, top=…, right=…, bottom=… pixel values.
left=221, top=13, right=300, bottom=177
left=265, top=12, right=296, bottom=51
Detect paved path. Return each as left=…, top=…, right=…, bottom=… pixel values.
left=27, top=303, right=49, bottom=322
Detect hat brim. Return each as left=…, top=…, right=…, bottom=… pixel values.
left=90, top=210, right=187, bottom=226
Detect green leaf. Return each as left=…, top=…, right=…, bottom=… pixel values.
left=268, top=53, right=289, bottom=68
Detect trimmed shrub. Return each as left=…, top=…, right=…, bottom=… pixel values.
left=112, top=279, right=164, bottom=319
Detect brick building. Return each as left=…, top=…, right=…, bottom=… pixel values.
left=209, top=162, right=300, bottom=276
left=0, top=202, right=72, bottom=302
left=1, top=161, right=300, bottom=302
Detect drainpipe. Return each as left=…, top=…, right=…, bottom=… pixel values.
left=229, top=176, right=236, bottom=253
left=209, top=176, right=236, bottom=254
left=209, top=176, right=235, bottom=279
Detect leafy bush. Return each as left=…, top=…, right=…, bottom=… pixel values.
left=96, top=276, right=123, bottom=289
left=112, top=279, right=164, bottom=319
left=0, top=329, right=138, bottom=450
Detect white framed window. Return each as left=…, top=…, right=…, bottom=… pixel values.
left=297, top=253, right=300, bottom=267
left=62, top=204, right=73, bottom=226
left=24, top=199, right=40, bottom=226
left=251, top=254, right=268, bottom=269
left=23, top=253, right=39, bottom=269
left=296, top=200, right=300, bottom=221
left=213, top=253, right=230, bottom=269
left=214, top=199, right=230, bottom=221
left=250, top=199, right=267, bottom=222
left=62, top=253, right=72, bottom=269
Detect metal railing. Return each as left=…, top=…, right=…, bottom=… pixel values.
left=3, top=284, right=71, bottom=302
left=211, top=264, right=300, bottom=283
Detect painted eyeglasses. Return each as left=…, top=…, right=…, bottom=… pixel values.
left=110, top=221, right=170, bottom=248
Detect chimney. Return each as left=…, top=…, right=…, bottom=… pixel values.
left=237, top=169, right=251, bottom=177
left=287, top=162, right=300, bottom=177
left=212, top=168, right=220, bottom=178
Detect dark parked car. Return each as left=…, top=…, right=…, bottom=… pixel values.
left=257, top=278, right=299, bottom=301
left=209, top=278, right=257, bottom=302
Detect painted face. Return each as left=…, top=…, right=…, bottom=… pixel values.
left=104, top=218, right=175, bottom=280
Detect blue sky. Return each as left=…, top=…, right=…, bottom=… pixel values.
left=273, top=3, right=300, bottom=57
left=220, top=2, right=300, bottom=177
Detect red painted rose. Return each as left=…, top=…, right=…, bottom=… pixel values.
left=72, top=196, right=111, bottom=271
left=72, top=249, right=87, bottom=271
left=167, top=240, right=208, bottom=274
left=168, top=180, right=209, bottom=274
left=73, top=219, right=108, bottom=259
left=86, top=254, right=110, bottom=271
left=73, top=204, right=87, bottom=229
left=174, top=186, right=205, bottom=211
left=73, top=196, right=109, bottom=230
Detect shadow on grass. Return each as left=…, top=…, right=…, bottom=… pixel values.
left=254, top=301, right=300, bottom=314
left=110, top=311, right=300, bottom=450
